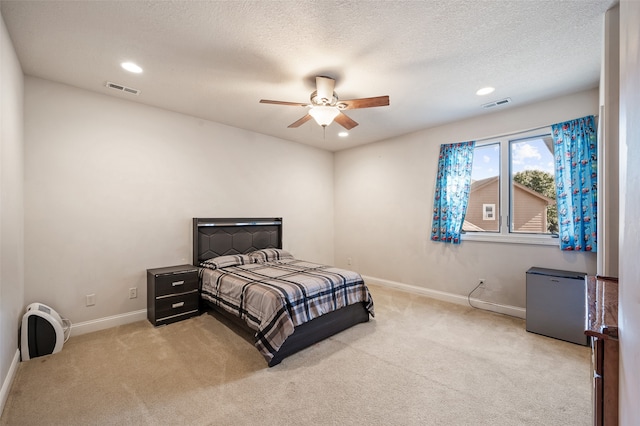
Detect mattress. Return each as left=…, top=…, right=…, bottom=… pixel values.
left=199, top=249, right=374, bottom=363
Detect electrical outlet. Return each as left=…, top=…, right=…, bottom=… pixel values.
left=479, top=279, right=486, bottom=286
left=86, top=294, right=96, bottom=306
left=129, top=287, right=137, bottom=299
left=347, top=257, right=352, bottom=265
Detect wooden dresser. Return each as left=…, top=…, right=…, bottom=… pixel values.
left=584, top=276, right=619, bottom=426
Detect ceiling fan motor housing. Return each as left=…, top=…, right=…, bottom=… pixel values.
left=310, top=90, right=339, bottom=107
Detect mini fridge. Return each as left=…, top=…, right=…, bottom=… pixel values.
left=526, top=267, right=588, bottom=346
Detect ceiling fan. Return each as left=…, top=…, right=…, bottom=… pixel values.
left=259, top=76, right=389, bottom=130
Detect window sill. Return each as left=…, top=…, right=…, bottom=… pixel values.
left=462, top=233, right=559, bottom=246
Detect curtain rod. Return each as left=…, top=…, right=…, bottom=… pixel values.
left=473, top=114, right=598, bottom=143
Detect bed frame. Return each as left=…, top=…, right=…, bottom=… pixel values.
left=192, top=217, right=370, bottom=366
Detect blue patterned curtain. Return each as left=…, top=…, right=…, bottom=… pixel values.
left=552, top=115, right=597, bottom=252
left=431, top=142, right=475, bottom=244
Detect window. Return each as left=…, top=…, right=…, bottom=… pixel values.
left=464, top=129, right=558, bottom=242
left=510, top=135, right=557, bottom=234
left=465, top=143, right=500, bottom=232
left=482, top=204, right=496, bottom=221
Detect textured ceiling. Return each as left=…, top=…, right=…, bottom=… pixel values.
left=1, top=0, right=615, bottom=151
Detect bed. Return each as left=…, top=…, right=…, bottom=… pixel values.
left=192, top=217, right=374, bottom=366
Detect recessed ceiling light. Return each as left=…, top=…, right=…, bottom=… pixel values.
left=338, top=132, right=349, bottom=137
left=121, top=62, right=143, bottom=74
left=476, top=87, right=495, bottom=96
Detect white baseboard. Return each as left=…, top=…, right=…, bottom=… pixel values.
left=362, top=275, right=526, bottom=319
left=70, top=309, right=147, bottom=336
left=1, top=349, right=20, bottom=416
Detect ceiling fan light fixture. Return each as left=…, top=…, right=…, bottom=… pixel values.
left=309, top=106, right=340, bottom=126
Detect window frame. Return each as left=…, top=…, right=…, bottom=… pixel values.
left=463, top=128, right=559, bottom=246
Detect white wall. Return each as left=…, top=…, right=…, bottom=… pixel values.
left=334, top=89, right=599, bottom=310
left=618, top=1, right=640, bottom=423
left=24, top=77, right=335, bottom=325
left=0, top=11, right=24, bottom=410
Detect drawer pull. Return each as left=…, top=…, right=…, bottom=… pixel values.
left=172, top=280, right=185, bottom=286
left=172, top=302, right=185, bottom=308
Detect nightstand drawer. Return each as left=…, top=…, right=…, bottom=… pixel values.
left=155, top=291, right=199, bottom=320
left=154, top=273, right=198, bottom=297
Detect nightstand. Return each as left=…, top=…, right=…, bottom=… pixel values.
left=147, top=264, right=199, bottom=326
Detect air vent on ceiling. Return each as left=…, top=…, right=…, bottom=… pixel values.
left=481, top=97, right=512, bottom=109
left=105, top=81, right=140, bottom=96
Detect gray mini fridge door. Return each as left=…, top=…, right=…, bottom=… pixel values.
left=526, top=267, right=588, bottom=346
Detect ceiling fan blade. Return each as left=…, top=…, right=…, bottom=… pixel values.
left=288, top=114, right=313, bottom=128
left=334, top=112, right=359, bottom=130
left=260, top=99, right=309, bottom=107
left=315, top=76, right=336, bottom=103
left=339, top=96, right=390, bottom=110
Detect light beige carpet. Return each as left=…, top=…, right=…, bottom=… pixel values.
left=1, top=284, right=591, bottom=425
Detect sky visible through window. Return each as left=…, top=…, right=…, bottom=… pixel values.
left=471, top=137, right=554, bottom=181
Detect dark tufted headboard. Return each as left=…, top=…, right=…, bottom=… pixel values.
left=192, top=218, right=283, bottom=265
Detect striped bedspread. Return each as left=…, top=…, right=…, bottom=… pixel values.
left=199, top=258, right=375, bottom=363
